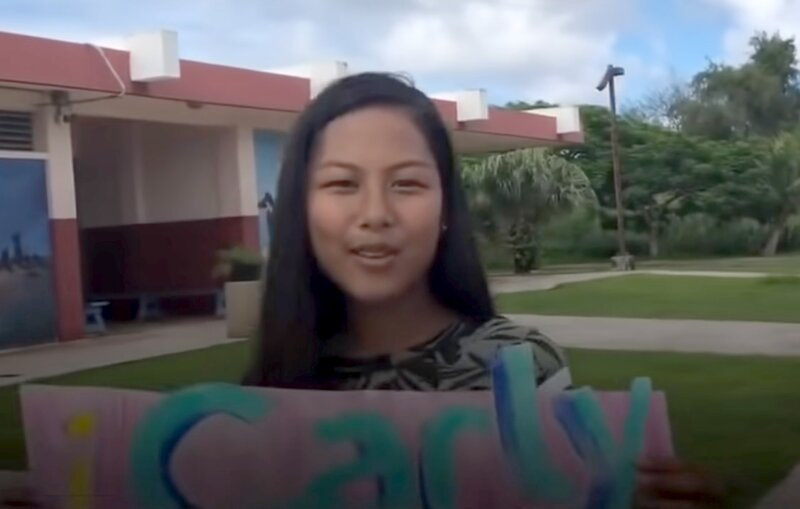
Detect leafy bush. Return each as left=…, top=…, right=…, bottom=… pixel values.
left=569, top=229, right=650, bottom=259
left=477, top=237, right=513, bottom=273
left=661, top=214, right=767, bottom=257
left=782, top=215, right=800, bottom=252
left=213, top=246, right=264, bottom=282
left=538, top=210, right=649, bottom=262
left=541, top=207, right=598, bottom=248
left=482, top=209, right=795, bottom=269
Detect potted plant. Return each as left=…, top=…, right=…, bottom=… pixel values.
left=214, top=246, right=265, bottom=338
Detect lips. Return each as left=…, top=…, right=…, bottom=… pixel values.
left=350, top=243, right=398, bottom=267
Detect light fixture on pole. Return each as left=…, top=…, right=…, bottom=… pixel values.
left=597, top=64, right=634, bottom=270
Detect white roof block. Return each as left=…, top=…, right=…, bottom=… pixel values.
left=430, top=90, right=489, bottom=121
left=127, top=30, right=180, bottom=82
left=526, top=106, right=582, bottom=134
left=267, top=61, right=350, bottom=98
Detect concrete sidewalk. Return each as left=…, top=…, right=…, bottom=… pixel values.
left=509, top=314, right=800, bottom=357
left=0, top=312, right=797, bottom=389
left=489, top=269, right=774, bottom=294
left=0, top=269, right=794, bottom=387
left=0, top=319, right=240, bottom=388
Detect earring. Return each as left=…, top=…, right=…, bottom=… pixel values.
left=441, top=224, right=448, bottom=232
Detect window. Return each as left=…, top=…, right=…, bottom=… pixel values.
left=0, top=110, right=34, bottom=151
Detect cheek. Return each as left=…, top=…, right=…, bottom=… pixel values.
left=398, top=195, right=443, bottom=255
left=307, top=195, right=349, bottom=259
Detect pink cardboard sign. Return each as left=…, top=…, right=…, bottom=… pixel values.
left=20, top=345, right=673, bottom=509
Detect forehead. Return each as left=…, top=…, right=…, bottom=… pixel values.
left=313, top=106, right=434, bottom=165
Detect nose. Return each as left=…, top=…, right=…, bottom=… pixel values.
left=359, top=180, right=394, bottom=230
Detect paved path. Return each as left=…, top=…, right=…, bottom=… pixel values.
left=0, top=319, right=239, bottom=388
left=489, top=269, right=774, bottom=294
left=508, top=314, right=800, bottom=357
left=1, top=311, right=797, bottom=388
left=0, top=270, right=794, bottom=387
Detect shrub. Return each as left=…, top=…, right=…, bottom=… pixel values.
left=213, top=246, right=264, bottom=282
left=569, top=229, right=649, bottom=259
left=477, top=237, right=513, bottom=273
left=661, top=214, right=767, bottom=257
left=782, top=215, right=800, bottom=252
left=539, top=207, right=644, bottom=260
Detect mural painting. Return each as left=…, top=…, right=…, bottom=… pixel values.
left=0, top=158, right=57, bottom=347
left=253, top=130, right=285, bottom=255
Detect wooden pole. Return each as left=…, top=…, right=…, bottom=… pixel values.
left=607, top=76, right=629, bottom=256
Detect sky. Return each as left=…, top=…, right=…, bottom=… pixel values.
left=3, top=0, right=800, bottom=108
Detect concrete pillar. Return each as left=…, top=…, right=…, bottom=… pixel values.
left=119, top=122, right=147, bottom=225
left=34, top=107, right=84, bottom=341
left=217, top=126, right=259, bottom=250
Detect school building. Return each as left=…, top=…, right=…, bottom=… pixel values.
left=0, top=29, right=584, bottom=349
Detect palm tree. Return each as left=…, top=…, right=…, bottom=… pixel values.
left=463, top=148, right=596, bottom=273
left=759, top=132, right=800, bottom=256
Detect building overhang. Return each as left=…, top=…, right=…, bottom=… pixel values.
left=0, top=30, right=583, bottom=154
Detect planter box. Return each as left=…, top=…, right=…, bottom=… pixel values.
left=224, top=281, right=262, bottom=338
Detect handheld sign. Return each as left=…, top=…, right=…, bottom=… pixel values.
left=21, top=344, right=673, bottom=508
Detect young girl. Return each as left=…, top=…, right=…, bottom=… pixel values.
left=242, top=72, right=725, bottom=507
left=0, top=71, right=724, bottom=509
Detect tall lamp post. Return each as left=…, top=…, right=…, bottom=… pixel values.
left=597, top=64, right=634, bottom=270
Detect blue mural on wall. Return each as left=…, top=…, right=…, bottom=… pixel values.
left=0, top=158, right=57, bottom=347
left=253, top=130, right=285, bottom=253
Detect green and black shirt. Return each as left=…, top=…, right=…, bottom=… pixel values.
left=318, top=317, right=568, bottom=391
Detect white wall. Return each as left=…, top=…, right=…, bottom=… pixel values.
left=73, top=118, right=131, bottom=227
left=217, top=126, right=259, bottom=218
left=0, top=88, right=40, bottom=111
left=139, top=122, right=223, bottom=223
left=73, top=118, right=256, bottom=228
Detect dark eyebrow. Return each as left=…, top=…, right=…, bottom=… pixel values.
left=317, top=159, right=433, bottom=172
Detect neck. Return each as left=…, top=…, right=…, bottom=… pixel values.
left=346, top=284, right=458, bottom=357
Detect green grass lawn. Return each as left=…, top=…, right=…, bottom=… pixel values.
left=1, top=343, right=799, bottom=508
left=0, top=344, right=252, bottom=472
left=638, top=253, right=800, bottom=274
left=497, top=274, right=800, bottom=323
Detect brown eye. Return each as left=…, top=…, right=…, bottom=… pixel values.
left=392, top=179, right=425, bottom=191
left=324, top=179, right=358, bottom=191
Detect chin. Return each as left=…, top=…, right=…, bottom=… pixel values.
left=343, top=282, right=409, bottom=305
left=347, top=289, right=404, bottom=305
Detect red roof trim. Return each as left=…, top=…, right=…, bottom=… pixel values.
left=431, top=99, right=458, bottom=127
left=458, top=107, right=558, bottom=141
left=0, top=31, right=309, bottom=112
left=0, top=30, right=578, bottom=144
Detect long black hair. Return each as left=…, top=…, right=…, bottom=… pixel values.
left=244, top=72, right=495, bottom=388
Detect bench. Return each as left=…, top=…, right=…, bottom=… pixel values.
left=87, top=290, right=225, bottom=321
left=85, top=301, right=109, bottom=334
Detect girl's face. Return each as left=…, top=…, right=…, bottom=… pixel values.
left=307, top=106, right=444, bottom=304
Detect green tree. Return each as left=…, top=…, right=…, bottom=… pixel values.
left=677, top=32, right=800, bottom=139
left=463, top=148, right=595, bottom=272
left=624, top=80, right=689, bottom=131
left=688, top=138, right=768, bottom=223
left=505, top=100, right=555, bottom=110
left=623, top=130, right=714, bottom=256
left=758, top=131, right=800, bottom=255
left=558, top=105, right=748, bottom=257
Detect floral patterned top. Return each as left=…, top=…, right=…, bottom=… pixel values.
left=317, top=316, right=568, bottom=391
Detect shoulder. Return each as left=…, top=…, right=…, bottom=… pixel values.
left=461, top=316, right=569, bottom=382
left=469, top=316, right=565, bottom=357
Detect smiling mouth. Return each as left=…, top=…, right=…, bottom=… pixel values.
left=353, top=250, right=394, bottom=259
left=351, top=245, right=398, bottom=265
